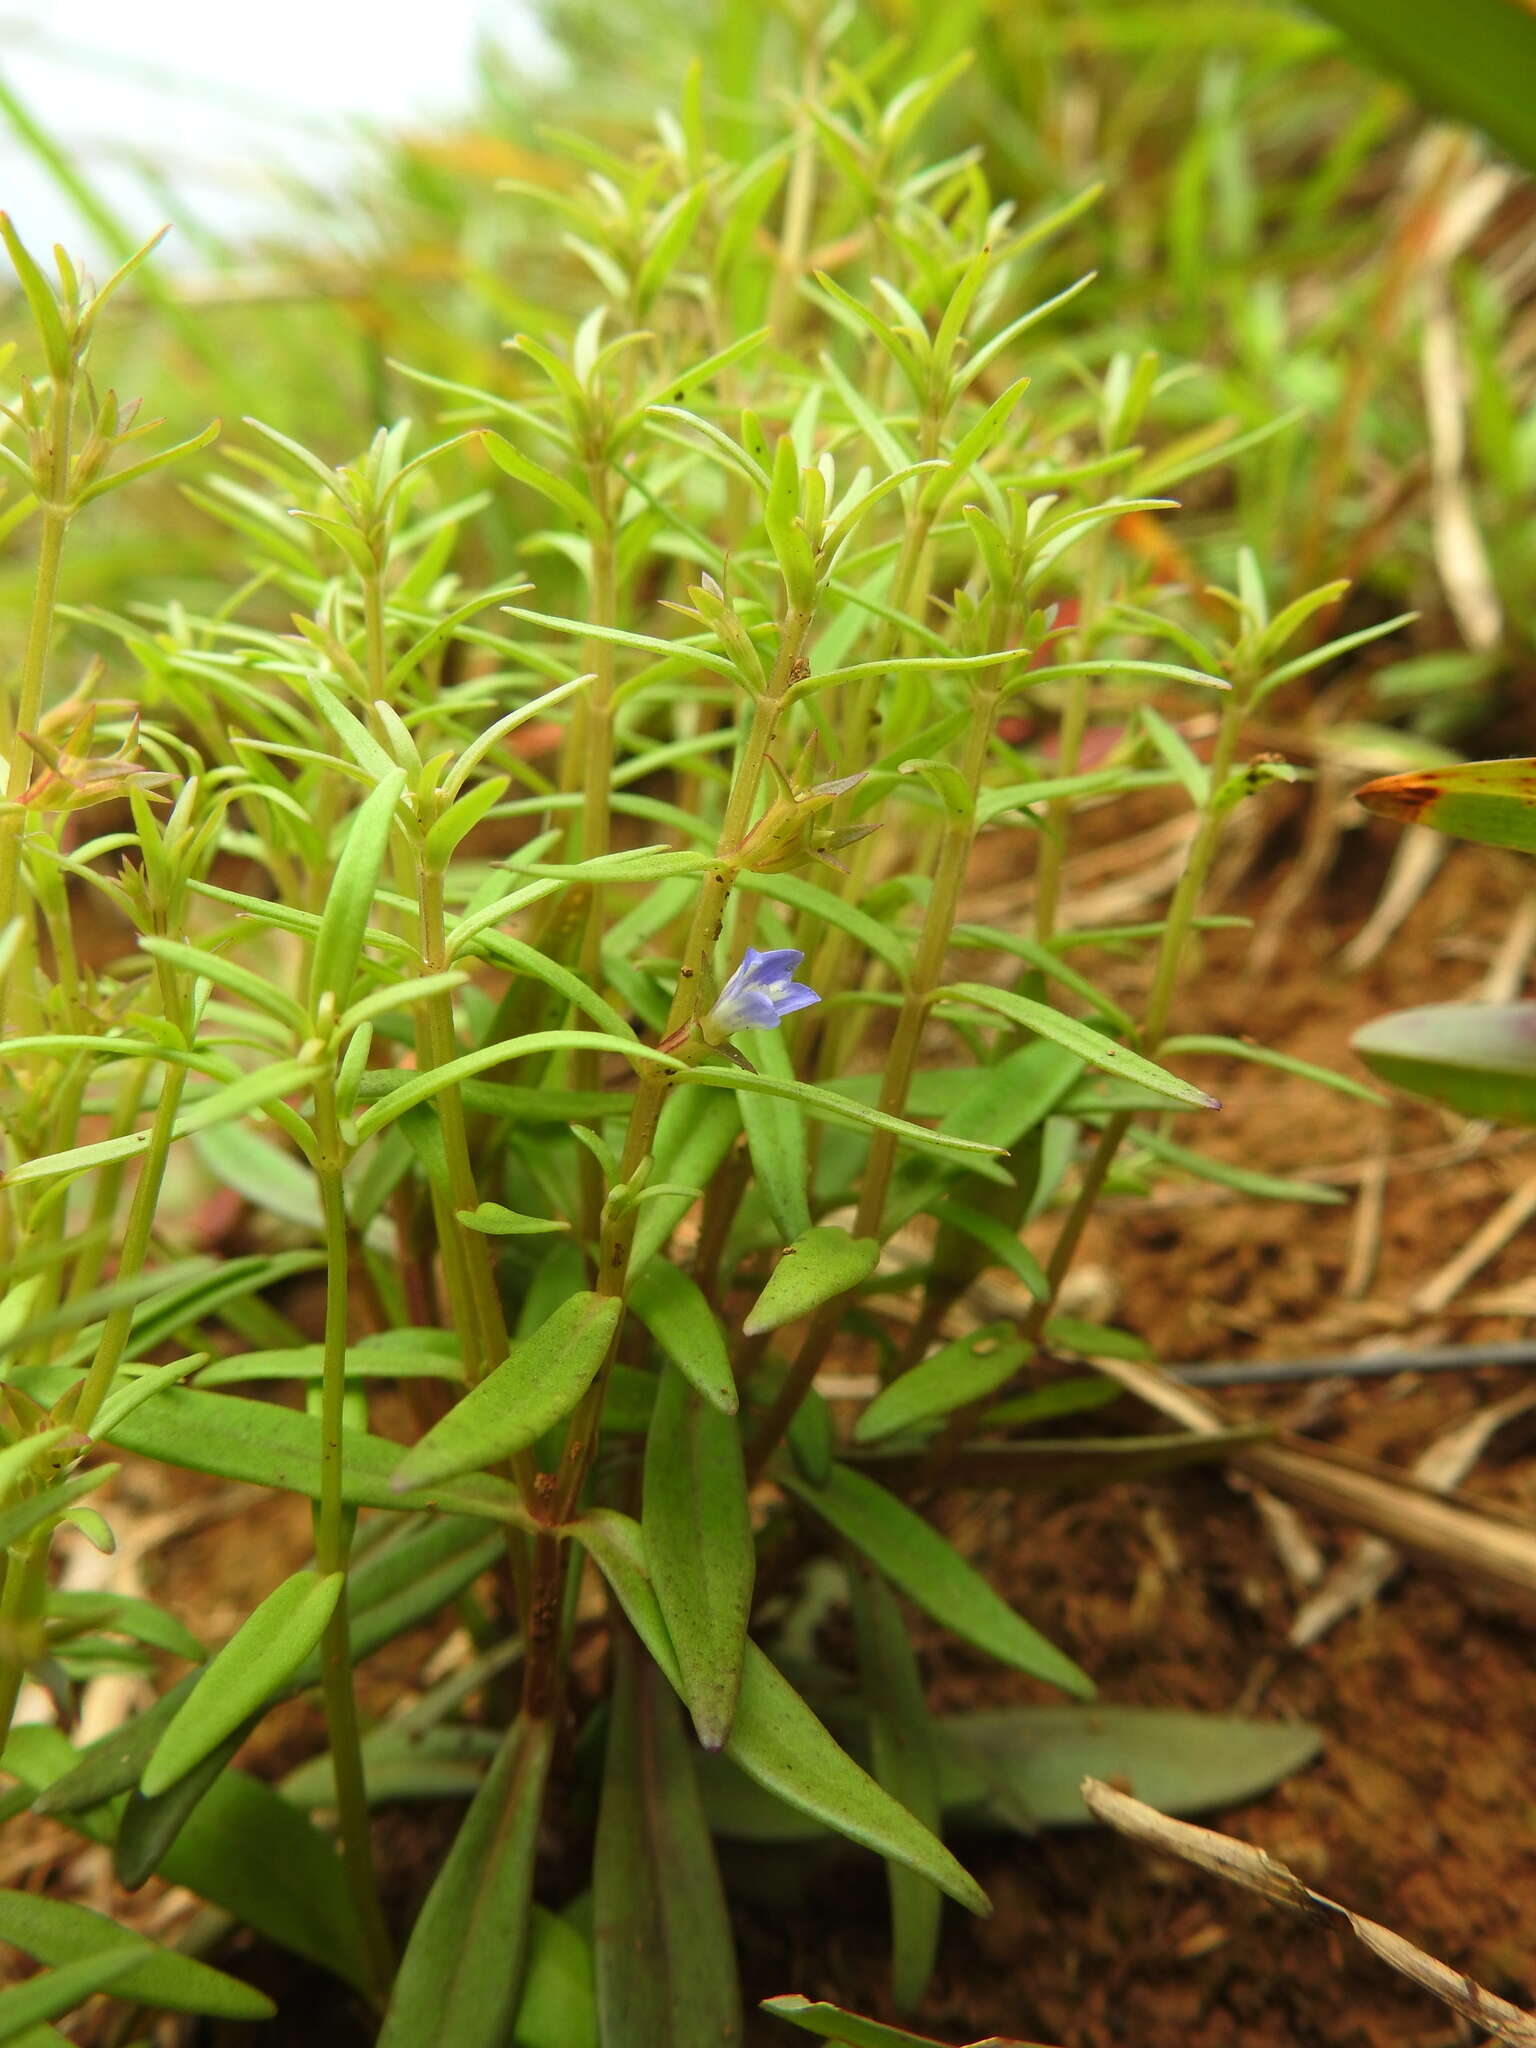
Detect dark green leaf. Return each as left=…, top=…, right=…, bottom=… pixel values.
left=594, top=1636, right=742, bottom=2046
left=1304, top=0, right=1536, bottom=175
left=0, top=1949, right=144, bottom=2044
left=390, top=1292, right=621, bottom=1492
left=936, top=1705, right=1322, bottom=1833
left=761, top=1994, right=1051, bottom=2046
left=577, top=1512, right=988, bottom=1913
left=5, top=1725, right=370, bottom=1992
left=737, top=1027, right=811, bottom=1241
left=512, top=1907, right=598, bottom=2048
left=0, top=1890, right=273, bottom=2020
left=88, top=1382, right=527, bottom=1523
left=141, top=1570, right=343, bottom=1797
left=848, top=1566, right=942, bottom=2012
left=1353, top=1002, right=1536, bottom=1125
left=783, top=1466, right=1092, bottom=1698
left=743, top=1226, right=880, bottom=1337
left=944, top=985, right=1218, bottom=1110
left=629, top=1260, right=737, bottom=1414
left=643, top=1365, right=753, bottom=1749
left=307, top=769, right=407, bottom=1010
left=378, top=1716, right=554, bottom=2048
left=854, top=1326, right=1033, bottom=1445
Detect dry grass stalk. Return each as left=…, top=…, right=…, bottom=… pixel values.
left=1081, top=1777, right=1536, bottom=2046
left=1290, top=1383, right=1536, bottom=1646
left=1077, top=1353, right=1536, bottom=1606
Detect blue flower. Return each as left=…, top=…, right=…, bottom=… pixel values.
left=700, top=947, right=820, bottom=1044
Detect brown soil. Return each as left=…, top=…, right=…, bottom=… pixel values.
left=13, top=792, right=1536, bottom=2048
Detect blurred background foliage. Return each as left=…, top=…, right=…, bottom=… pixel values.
left=2, top=0, right=1533, bottom=747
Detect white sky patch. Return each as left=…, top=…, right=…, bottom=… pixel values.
left=0, top=0, right=559, bottom=267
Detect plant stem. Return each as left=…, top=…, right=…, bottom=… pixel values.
left=0, top=1533, right=47, bottom=1746
left=747, top=691, right=999, bottom=1481
left=926, top=674, right=1254, bottom=1467
left=311, top=1070, right=396, bottom=2003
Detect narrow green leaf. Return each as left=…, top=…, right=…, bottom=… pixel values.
left=115, top=1723, right=252, bottom=1890
left=0, top=1948, right=144, bottom=2043
left=511, top=1907, right=598, bottom=2048
left=628, top=1260, right=736, bottom=1413
left=0, top=1469, right=116, bottom=1555
left=44, top=1591, right=202, bottom=1663
left=937, top=1704, right=1323, bottom=1835
left=0, top=1891, right=273, bottom=2021
left=1131, top=1129, right=1346, bottom=1205
left=0, top=212, right=71, bottom=376
left=1355, top=756, right=1536, bottom=855
left=593, top=1635, right=742, bottom=2047
left=308, top=769, right=407, bottom=1011
left=578, top=1511, right=988, bottom=1914
left=76, top=418, right=221, bottom=505
left=854, top=1326, right=1033, bottom=1445
left=481, top=431, right=602, bottom=534
left=7, top=1727, right=370, bottom=1993
left=1352, top=1001, right=1536, bottom=1125
left=848, top=1567, right=943, bottom=2013
left=378, top=1715, right=553, bottom=2048
left=1158, top=1034, right=1384, bottom=1104
left=4, top=1060, right=320, bottom=1188
left=932, top=1197, right=1048, bottom=1300
left=702, top=1703, right=1319, bottom=1847
left=885, top=1040, right=1082, bottom=1231
left=456, top=1203, right=570, bottom=1237
left=729, top=1645, right=988, bottom=1913
left=743, top=1226, right=880, bottom=1337
left=1304, top=0, right=1536, bottom=174
left=783, top=1465, right=1092, bottom=1698
left=194, top=1332, right=463, bottom=1386
left=138, top=936, right=307, bottom=1031
left=1140, top=706, right=1210, bottom=806
left=944, top=985, right=1218, bottom=1110
left=643, top=1365, right=753, bottom=1749
left=83, top=1381, right=526, bottom=1523
left=630, top=1088, right=740, bottom=1272
left=35, top=1517, right=500, bottom=1820
left=761, top=1994, right=1052, bottom=2046
left=389, top=1292, right=622, bottom=1492
left=736, top=1025, right=811, bottom=1241
left=141, top=1569, right=344, bottom=1797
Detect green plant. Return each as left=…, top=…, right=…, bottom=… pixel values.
left=1354, top=757, right=1536, bottom=1121
left=0, top=30, right=1405, bottom=2048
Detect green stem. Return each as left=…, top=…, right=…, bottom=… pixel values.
left=747, top=693, right=998, bottom=1481
left=766, top=32, right=822, bottom=344
left=71, top=1067, right=187, bottom=1436
left=533, top=604, right=814, bottom=1569
left=1031, top=522, right=1108, bottom=943
left=855, top=694, right=997, bottom=1238
left=0, top=358, right=73, bottom=969
left=926, top=675, right=1254, bottom=1468
left=0, top=1535, right=48, bottom=1746
left=312, top=1070, right=395, bottom=2002
left=572, top=504, right=618, bottom=1247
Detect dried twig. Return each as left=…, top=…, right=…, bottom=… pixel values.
left=1291, top=1384, right=1536, bottom=1646
left=1337, top=826, right=1451, bottom=973
left=1081, top=1777, right=1536, bottom=2046
left=1411, top=1164, right=1536, bottom=1315
left=1073, top=1352, right=1536, bottom=1605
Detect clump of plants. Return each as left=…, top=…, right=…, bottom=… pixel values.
left=0, top=38, right=1404, bottom=2048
